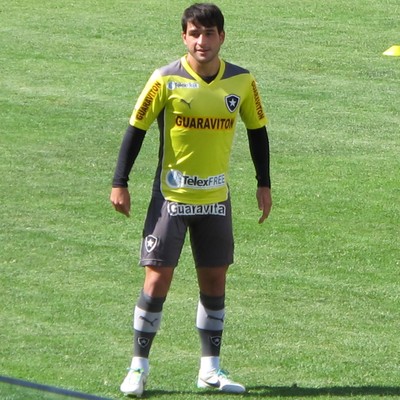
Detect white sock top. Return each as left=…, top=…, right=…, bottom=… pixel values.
left=200, top=356, right=219, bottom=373
left=130, top=356, right=149, bottom=374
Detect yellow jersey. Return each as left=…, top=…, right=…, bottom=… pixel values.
left=130, top=56, right=267, bottom=205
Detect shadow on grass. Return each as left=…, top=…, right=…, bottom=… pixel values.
left=245, top=385, right=400, bottom=397
left=146, top=385, right=400, bottom=397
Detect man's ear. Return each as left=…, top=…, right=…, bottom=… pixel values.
left=219, top=30, right=225, bottom=44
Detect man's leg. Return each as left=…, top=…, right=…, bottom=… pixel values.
left=132, top=266, right=174, bottom=369
left=120, top=266, right=174, bottom=397
left=196, top=266, right=245, bottom=393
left=196, top=265, right=227, bottom=366
left=121, top=193, right=186, bottom=396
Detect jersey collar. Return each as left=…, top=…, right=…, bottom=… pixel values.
left=181, top=55, right=225, bottom=85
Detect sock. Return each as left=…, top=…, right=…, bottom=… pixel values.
left=130, top=357, right=149, bottom=374
left=132, top=290, right=166, bottom=371
left=200, top=356, right=219, bottom=372
left=196, top=292, right=225, bottom=367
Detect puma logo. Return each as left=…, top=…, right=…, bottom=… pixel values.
left=180, top=98, right=192, bottom=108
left=139, top=316, right=159, bottom=326
left=207, top=314, right=224, bottom=323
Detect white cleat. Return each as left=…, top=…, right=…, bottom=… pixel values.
left=120, top=368, right=148, bottom=397
left=197, top=368, right=246, bottom=393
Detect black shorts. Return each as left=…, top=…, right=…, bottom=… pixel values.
left=140, top=196, right=234, bottom=268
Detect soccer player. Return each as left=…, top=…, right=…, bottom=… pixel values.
left=110, top=3, right=272, bottom=397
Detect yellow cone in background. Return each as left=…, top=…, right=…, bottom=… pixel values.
left=383, top=45, right=400, bottom=56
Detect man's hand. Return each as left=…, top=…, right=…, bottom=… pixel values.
left=256, top=187, right=272, bottom=224
left=110, top=187, right=131, bottom=217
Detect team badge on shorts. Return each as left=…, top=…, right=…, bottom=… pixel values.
left=144, top=235, right=158, bottom=253
left=225, top=94, right=240, bottom=113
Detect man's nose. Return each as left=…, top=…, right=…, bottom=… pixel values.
left=197, top=34, right=205, bottom=45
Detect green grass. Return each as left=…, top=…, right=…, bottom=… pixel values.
left=1, top=0, right=399, bottom=399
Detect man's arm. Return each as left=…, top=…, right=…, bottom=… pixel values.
left=110, top=125, right=146, bottom=217
left=247, top=126, right=272, bottom=223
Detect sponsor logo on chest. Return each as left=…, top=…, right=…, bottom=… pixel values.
left=166, top=170, right=225, bottom=190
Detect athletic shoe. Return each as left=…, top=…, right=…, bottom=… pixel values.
left=197, top=368, right=246, bottom=393
left=120, top=368, right=148, bottom=397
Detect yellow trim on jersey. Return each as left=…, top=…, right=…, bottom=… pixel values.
left=130, top=56, right=267, bottom=205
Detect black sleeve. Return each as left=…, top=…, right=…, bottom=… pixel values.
left=112, top=125, right=146, bottom=188
left=247, top=126, right=271, bottom=188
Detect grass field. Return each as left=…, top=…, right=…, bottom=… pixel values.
left=1, top=0, right=399, bottom=399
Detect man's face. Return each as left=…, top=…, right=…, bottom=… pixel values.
left=182, top=21, right=225, bottom=66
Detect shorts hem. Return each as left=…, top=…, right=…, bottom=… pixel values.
left=140, top=259, right=177, bottom=268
